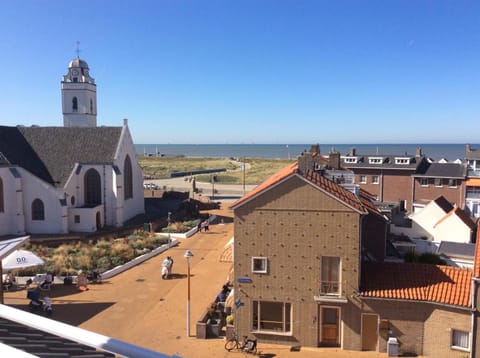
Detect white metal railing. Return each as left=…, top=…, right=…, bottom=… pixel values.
left=0, top=304, right=175, bottom=358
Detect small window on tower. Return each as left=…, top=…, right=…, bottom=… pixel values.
left=90, top=99, right=93, bottom=113
left=72, top=97, right=78, bottom=112
left=73, top=77, right=78, bottom=83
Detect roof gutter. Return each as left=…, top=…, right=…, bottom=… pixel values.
left=358, top=295, right=471, bottom=312
left=470, top=277, right=480, bottom=358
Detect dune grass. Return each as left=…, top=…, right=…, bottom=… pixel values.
left=139, top=157, right=295, bottom=185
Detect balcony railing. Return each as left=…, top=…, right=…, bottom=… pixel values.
left=320, top=281, right=340, bottom=295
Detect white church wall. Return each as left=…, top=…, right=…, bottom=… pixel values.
left=68, top=206, right=102, bottom=232
left=0, top=168, right=25, bottom=235
left=20, top=169, right=66, bottom=234
left=113, top=123, right=145, bottom=224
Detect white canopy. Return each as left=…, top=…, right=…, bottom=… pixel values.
left=2, top=249, right=44, bottom=271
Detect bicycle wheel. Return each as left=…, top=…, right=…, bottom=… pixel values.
left=224, top=338, right=238, bottom=351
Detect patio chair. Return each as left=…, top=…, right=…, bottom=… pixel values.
left=39, top=273, right=53, bottom=291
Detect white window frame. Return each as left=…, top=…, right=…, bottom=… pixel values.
left=252, top=257, right=268, bottom=274
left=371, top=176, right=379, bottom=184
left=448, top=179, right=458, bottom=188
left=320, top=256, right=341, bottom=296
left=434, top=178, right=443, bottom=187
left=394, top=157, right=411, bottom=165
left=344, top=157, right=358, bottom=164
left=420, top=178, right=428, bottom=187
left=451, top=329, right=470, bottom=352
left=252, top=300, right=292, bottom=335
left=368, top=157, right=383, bottom=164
left=359, top=175, right=367, bottom=184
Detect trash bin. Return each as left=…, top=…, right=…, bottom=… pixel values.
left=387, top=337, right=399, bottom=357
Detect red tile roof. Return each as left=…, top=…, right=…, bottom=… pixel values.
left=230, top=164, right=378, bottom=217
left=230, top=162, right=299, bottom=209
left=361, top=262, right=472, bottom=308
left=301, top=169, right=368, bottom=214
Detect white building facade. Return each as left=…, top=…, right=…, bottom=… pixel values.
left=0, top=57, right=144, bottom=235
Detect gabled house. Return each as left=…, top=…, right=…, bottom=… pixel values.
left=407, top=196, right=475, bottom=244
left=412, top=162, right=466, bottom=213
left=231, top=160, right=387, bottom=350
left=340, top=147, right=428, bottom=212
left=231, top=158, right=480, bottom=357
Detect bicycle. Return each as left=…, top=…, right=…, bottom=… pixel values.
left=224, top=333, right=257, bottom=355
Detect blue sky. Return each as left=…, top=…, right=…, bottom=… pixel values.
left=0, top=1, right=478, bottom=144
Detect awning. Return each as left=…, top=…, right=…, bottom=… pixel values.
left=466, top=178, right=480, bottom=187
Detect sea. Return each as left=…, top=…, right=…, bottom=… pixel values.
left=135, top=143, right=479, bottom=161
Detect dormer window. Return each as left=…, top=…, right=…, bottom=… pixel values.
left=395, top=157, right=411, bottom=165
left=368, top=157, right=383, bottom=164
left=344, top=157, right=358, bottom=164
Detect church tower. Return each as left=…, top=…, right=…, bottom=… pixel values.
left=61, top=57, right=97, bottom=127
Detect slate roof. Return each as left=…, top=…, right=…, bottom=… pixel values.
left=466, top=146, right=480, bottom=160
left=360, top=262, right=472, bottom=308
left=0, top=317, right=115, bottom=357
left=433, top=196, right=454, bottom=214
left=0, top=126, right=122, bottom=188
left=437, top=241, right=475, bottom=259
left=341, top=154, right=425, bottom=171
left=414, top=162, right=466, bottom=178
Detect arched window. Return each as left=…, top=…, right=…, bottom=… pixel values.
left=124, top=155, right=133, bottom=200
left=72, top=97, right=78, bottom=112
left=84, top=168, right=101, bottom=206
left=90, top=99, right=93, bottom=113
left=0, top=177, right=4, bottom=213
left=32, top=199, right=45, bottom=221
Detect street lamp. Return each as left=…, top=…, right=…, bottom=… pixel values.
left=184, top=249, right=194, bottom=337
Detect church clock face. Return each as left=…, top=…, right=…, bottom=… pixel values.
left=72, top=69, right=79, bottom=75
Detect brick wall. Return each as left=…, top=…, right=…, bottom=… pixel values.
left=234, top=176, right=363, bottom=349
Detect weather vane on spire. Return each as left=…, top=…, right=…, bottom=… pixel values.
left=76, top=41, right=81, bottom=58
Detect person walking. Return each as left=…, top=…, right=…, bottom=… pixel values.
left=162, top=257, right=172, bottom=279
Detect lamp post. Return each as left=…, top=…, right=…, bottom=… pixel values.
left=184, top=250, right=194, bottom=337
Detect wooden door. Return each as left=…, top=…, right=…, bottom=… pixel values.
left=362, top=314, right=378, bottom=351
left=320, top=307, right=340, bottom=347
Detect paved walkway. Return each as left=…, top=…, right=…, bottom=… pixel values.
left=4, top=205, right=396, bottom=358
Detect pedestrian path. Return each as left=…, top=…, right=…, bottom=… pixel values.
left=4, top=205, right=401, bottom=357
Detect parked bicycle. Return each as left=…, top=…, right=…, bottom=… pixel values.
left=224, top=333, right=257, bottom=355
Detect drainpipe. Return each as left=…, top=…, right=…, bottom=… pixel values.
left=470, top=277, right=480, bottom=358
left=103, top=165, right=106, bottom=227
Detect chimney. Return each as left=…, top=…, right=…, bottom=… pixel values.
left=349, top=148, right=356, bottom=156
left=311, top=144, right=320, bottom=155
left=466, top=144, right=471, bottom=153
left=298, top=151, right=313, bottom=174
left=416, top=147, right=422, bottom=157
left=123, top=118, right=129, bottom=126
left=329, top=151, right=341, bottom=170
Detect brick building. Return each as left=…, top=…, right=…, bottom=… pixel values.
left=231, top=156, right=480, bottom=357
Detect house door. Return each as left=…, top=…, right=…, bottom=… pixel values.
left=320, top=307, right=340, bottom=347
left=96, top=212, right=101, bottom=230
left=361, top=314, right=378, bottom=351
